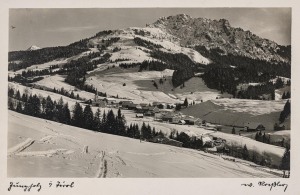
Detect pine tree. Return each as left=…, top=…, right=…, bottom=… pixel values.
left=31, top=94, right=41, bottom=117
left=41, top=98, right=46, bottom=116
left=102, top=110, right=107, bottom=129
left=133, top=123, right=140, bottom=139
left=232, top=126, right=236, bottom=134
left=279, top=100, right=290, bottom=123
left=24, top=94, right=34, bottom=116
left=45, top=96, right=54, bottom=120
left=242, top=144, right=249, bottom=160
left=56, top=97, right=64, bottom=123
left=252, top=151, right=258, bottom=164
left=255, top=132, right=259, bottom=141
left=127, top=123, right=134, bottom=138
left=70, top=91, right=75, bottom=99
left=8, top=87, right=15, bottom=97
left=83, top=105, right=94, bottom=130
left=286, top=91, right=291, bottom=99
left=117, top=114, right=127, bottom=135
left=21, top=93, right=28, bottom=102
left=271, top=89, right=275, bottom=100
left=117, top=108, right=122, bottom=119
left=141, top=122, right=147, bottom=139
left=15, top=90, right=21, bottom=100
left=262, top=133, right=266, bottom=143
left=8, top=99, right=14, bottom=110
left=282, top=92, right=286, bottom=99
left=62, top=103, right=71, bottom=124
left=184, top=98, right=188, bottom=107
left=72, top=102, right=83, bottom=127
left=281, top=146, right=290, bottom=170
left=106, top=110, right=116, bottom=134
left=93, top=108, right=101, bottom=131
left=16, top=101, right=23, bottom=112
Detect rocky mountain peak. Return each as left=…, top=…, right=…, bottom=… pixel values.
left=149, top=14, right=289, bottom=63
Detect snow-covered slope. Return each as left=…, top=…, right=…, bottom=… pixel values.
left=8, top=111, right=281, bottom=178
left=87, top=27, right=211, bottom=65
left=181, top=98, right=289, bottom=129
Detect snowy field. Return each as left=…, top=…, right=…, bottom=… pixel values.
left=211, top=98, right=286, bottom=115
left=34, top=75, right=95, bottom=100
left=181, top=98, right=289, bottom=130
left=86, top=68, right=180, bottom=104
left=86, top=67, right=222, bottom=104
left=8, top=111, right=280, bottom=178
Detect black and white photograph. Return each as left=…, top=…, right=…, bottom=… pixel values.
left=2, top=1, right=300, bottom=193
left=6, top=7, right=292, bottom=179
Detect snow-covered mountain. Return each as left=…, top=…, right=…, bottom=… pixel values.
left=149, top=14, right=290, bottom=63
left=26, top=45, right=41, bottom=51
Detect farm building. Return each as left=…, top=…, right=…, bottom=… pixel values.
left=162, top=113, right=181, bottom=124
left=103, top=98, right=117, bottom=105
left=91, top=100, right=107, bottom=107
left=201, top=136, right=214, bottom=147
left=120, top=101, right=133, bottom=108
left=136, top=113, right=144, bottom=118
left=178, top=120, right=186, bottom=125
left=128, top=103, right=138, bottom=110
left=86, top=99, right=107, bottom=108
left=244, top=122, right=266, bottom=131
left=182, top=116, right=202, bottom=125
left=153, top=102, right=166, bottom=109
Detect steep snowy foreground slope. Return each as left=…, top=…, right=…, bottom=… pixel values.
left=8, top=111, right=280, bottom=178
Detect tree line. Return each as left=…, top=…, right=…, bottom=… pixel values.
left=9, top=46, right=89, bottom=71
left=7, top=86, right=167, bottom=141
left=196, top=45, right=291, bottom=97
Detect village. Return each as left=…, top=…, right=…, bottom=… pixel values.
left=85, top=91, right=269, bottom=152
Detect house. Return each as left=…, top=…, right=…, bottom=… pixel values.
left=166, top=103, right=176, bottom=109
left=152, top=102, right=161, bottom=106
left=154, top=113, right=163, bottom=120
left=148, top=106, right=160, bottom=113
left=201, top=136, right=214, bottom=147
left=104, top=98, right=116, bottom=105
left=128, top=103, right=138, bottom=110
left=143, top=107, right=159, bottom=116
left=135, top=104, right=142, bottom=110
left=136, top=113, right=144, bottom=118
left=91, top=100, right=107, bottom=107
left=140, top=103, right=148, bottom=107
left=153, top=102, right=167, bottom=109
left=120, top=101, right=133, bottom=108
left=162, top=113, right=181, bottom=124
left=86, top=99, right=107, bottom=108
left=178, top=120, right=186, bottom=125
left=183, top=116, right=200, bottom=125
left=244, top=122, right=265, bottom=131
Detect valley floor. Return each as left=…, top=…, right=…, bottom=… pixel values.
left=8, top=111, right=281, bottom=178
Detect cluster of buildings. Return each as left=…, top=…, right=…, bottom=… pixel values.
left=87, top=94, right=267, bottom=133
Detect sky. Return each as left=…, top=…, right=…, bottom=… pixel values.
left=9, top=8, right=291, bottom=51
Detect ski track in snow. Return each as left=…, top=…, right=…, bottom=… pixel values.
left=8, top=138, right=35, bottom=155
left=96, top=151, right=107, bottom=178
left=15, top=149, right=69, bottom=157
